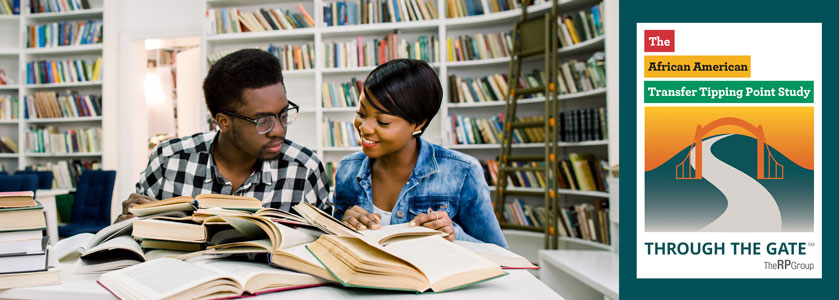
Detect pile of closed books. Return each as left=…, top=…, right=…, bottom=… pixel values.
left=0, top=191, right=60, bottom=289
left=49, top=193, right=535, bottom=299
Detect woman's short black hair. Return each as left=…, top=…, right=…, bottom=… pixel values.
left=363, top=59, right=442, bottom=135
left=203, top=49, right=285, bottom=117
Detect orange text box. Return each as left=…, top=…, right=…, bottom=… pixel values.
left=644, top=56, right=751, bottom=78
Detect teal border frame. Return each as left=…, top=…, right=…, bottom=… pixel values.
left=620, top=0, right=836, bottom=298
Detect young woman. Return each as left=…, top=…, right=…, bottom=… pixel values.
left=332, top=59, right=507, bottom=248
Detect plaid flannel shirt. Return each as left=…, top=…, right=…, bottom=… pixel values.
left=135, top=131, right=331, bottom=212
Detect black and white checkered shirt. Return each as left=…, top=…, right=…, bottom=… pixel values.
left=135, top=131, right=330, bottom=212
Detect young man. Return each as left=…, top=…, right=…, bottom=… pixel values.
left=116, top=49, right=329, bottom=221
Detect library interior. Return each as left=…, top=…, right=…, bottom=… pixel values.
left=0, top=0, right=619, bottom=299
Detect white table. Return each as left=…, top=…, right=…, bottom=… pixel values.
left=0, top=260, right=564, bottom=300
left=539, top=250, right=619, bottom=300
left=36, top=189, right=70, bottom=245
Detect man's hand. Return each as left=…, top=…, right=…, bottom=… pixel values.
left=115, top=193, right=154, bottom=223
left=410, top=210, right=455, bottom=242
left=342, top=205, right=381, bottom=230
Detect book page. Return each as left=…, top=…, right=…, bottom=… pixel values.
left=84, top=235, right=145, bottom=260
left=86, top=217, right=135, bottom=249
left=383, top=236, right=498, bottom=285
left=98, top=257, right=234, bottom=299
left=279, top=243, right=321, bottom=266
left=275, top=222, right=318, bottom=249
left=53, top=233, right=93, bottom=261
left=359, top=223, right=442, bottom=245
left=193, top=257, right=323, bottom=293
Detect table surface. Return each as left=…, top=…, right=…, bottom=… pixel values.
left=0, top=259, right=564, bottom=300
left=539, top=250, right=619, bottom=299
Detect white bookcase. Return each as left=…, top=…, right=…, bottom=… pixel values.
left=199, top=0, right=617, bottom=256
left=0, top=0, right=106, bottom=182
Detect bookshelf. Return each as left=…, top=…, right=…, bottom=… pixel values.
left=0, top=0, right=105, bottom=188
left=198, top=0, right=617, bottom=254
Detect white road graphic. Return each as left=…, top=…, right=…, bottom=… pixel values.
left=692, top=134, right=782, bottom=232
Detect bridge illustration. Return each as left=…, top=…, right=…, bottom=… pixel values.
left=675, top=117, right=783, bottom=180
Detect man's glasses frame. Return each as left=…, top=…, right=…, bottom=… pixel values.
left=222, top=100, right=299, bottom=135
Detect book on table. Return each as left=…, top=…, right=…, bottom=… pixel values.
left=294, top=201, right=505, bottom=292
left=308, top=234, right=506, bottom=293
left=0, top=237, right=48, bottom=274
left=0, top=229, right=45, bottom=255
left=98, top=256, right=330, bottom=300
left=201, top=214, right=337, bottom=282
left=0, top=246, right=60, bottom=289
left=0, top=201, right=46, bottom=232
left=0, top=191, right=36, bottom=208
left=128, top=194, right=265, bottom=218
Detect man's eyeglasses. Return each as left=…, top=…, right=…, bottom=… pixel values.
left=223, top=101, right=299, bottom=134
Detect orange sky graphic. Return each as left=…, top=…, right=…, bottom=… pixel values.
left=645, top=107, right=814, bottom=171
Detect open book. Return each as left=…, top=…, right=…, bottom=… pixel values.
left=308, top=234, right=505, bottom=293
left=293, top=201, right=444, bottom=243
left=54, top=221, right=189, bottom=274
left=98, top=256, right=329, bottom=300
left=201, top=215, right=336, bottom=282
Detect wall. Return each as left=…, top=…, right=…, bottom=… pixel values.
left=104, top=0, right=203, bottom=219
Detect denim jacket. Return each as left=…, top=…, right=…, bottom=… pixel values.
left=332, top=138, right=508, bottom=248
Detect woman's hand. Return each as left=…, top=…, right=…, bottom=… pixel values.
left=410, top=209, right=455, bottom=242
left=342, top=205, right=381, bottom=230
left=115, top=193, right=154, bottom=223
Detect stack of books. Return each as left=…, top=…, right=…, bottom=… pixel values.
left=0, top=191, right=60, bottom=289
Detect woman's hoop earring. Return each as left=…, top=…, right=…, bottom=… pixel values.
left=412, top=130, right=422, bottom=136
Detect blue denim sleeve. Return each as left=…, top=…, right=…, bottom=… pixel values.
left=455, top=160, right=509, bottom=248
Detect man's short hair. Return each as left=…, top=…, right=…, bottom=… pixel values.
left=363, top=59, right=442, bottom=135
left=203, top=49, right=285, bottom=117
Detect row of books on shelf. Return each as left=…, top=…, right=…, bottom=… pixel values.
left=561, top=107, right=606, bottom=142
left=25, top=57, right=102, bottom=85
left=323, top=34, right=439, bottom=69
left=323, top=119, right=360, bottom=148
left=481, top=153, right=609, bottom=192
left=29, top=0, right=91, bottom=14
left=323, top=0, right=438, bottom=27
left=321, top=78, right=362, bottom=108
left=25, top=126, right=101, bottom=153
left=207, top=5, right=315, bottom=35
left=0, top=136, right=19, bottom=153
left=446, top=0, right=483, bottom=17
left=271, top=43, right=315, bottom=70
left=447, top=31, right=512, bottom=62
left=26, top=19, right=103, bottom=48
left=149, top=49, right=176, bottom=66
left=0, top=0, right=18, bottom=15
left=501, top=199, right=610, bottom=245
left=28, top=159, right=99, bottom=189
left=449, top=114, right=543, bottom=145
left=484, top=160, right=547, bottom=188
left=0, top=95, right=18, bottom=120
left=557, top=2, right=604, bottom=48
left=448, top=73, right=512, bottom=103
left=559, top=52, right=605, bottom=94
left=23, top=92, right=101, bottom=119
left=0, top=192, right=59, bottom=288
